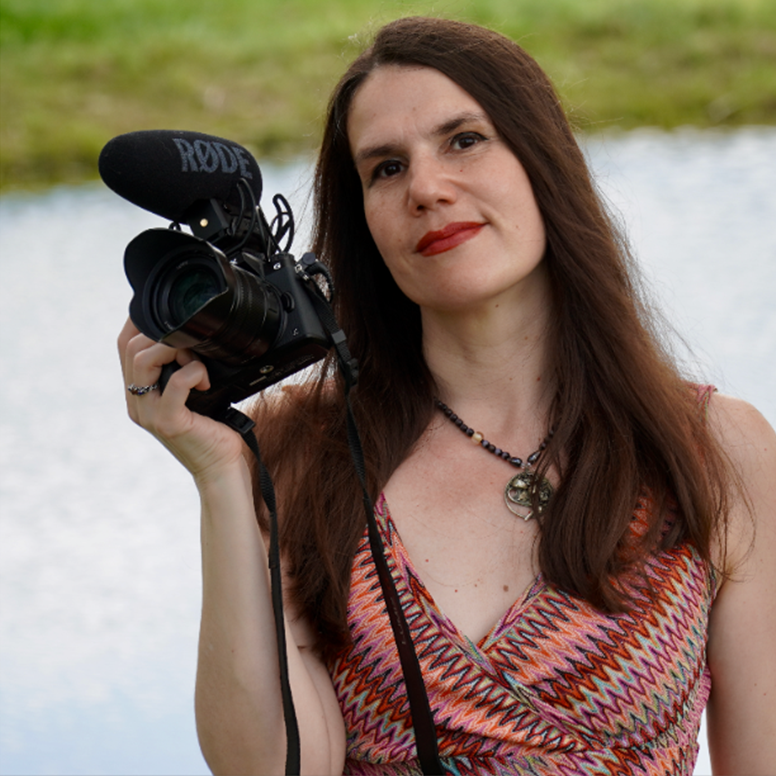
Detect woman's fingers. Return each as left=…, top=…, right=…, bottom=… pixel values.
left=117, top=317, right=140, bottom=362
left=120, top=318, right=210, bottom=397
left=155, top=359, right=210, bottom=413
left=122, top=337, right=173, bottom=419
left=116, top=317, right=244, bottom=477
left=173, top=348, right=211, bottom=391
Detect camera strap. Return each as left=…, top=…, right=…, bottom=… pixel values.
left=219, top=279, right=444, bottom=776
left=215, top=406, right=301, bottom=776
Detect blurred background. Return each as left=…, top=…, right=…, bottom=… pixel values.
left=1, top=1, right=774, bottom=774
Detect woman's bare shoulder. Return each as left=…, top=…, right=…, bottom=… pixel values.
left=707, top=392, right=776, bottom=479
left=700, top=392, right=776, bottom=580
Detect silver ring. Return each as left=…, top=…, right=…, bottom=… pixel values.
left=127, top=382, right=160, bottom=396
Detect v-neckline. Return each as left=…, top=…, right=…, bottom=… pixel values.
left=376, top=494, right=545, bottom=651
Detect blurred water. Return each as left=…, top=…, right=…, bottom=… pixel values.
left=1, top=129, right=774, bottom=775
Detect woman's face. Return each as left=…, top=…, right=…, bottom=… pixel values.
left=347, top=65, right=547, bottom=314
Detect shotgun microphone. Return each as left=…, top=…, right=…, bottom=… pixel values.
left=98, top=129, right=263, bottom=222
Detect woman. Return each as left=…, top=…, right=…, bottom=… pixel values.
left=118, top=17, right=776, bottom=775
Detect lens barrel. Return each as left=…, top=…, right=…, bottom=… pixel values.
left=125, top=229, right=282, bottom=365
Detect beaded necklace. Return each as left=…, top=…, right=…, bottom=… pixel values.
left=435, top=399, right=554, bottom=520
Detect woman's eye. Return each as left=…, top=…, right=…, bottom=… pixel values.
left=451, top=132, right=486, bottom=150
left=374, top=160, right=403, bottom=180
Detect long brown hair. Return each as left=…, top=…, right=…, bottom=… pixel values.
left=248, top=17, right=731, bottom=660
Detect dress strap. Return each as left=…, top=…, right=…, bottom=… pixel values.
left=695, top=383, right=717, bottom=419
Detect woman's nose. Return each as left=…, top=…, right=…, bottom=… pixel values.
left=406, top=155, right=458, bottom=213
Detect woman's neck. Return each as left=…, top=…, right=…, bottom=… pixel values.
left=421, top=275, right=556, bottom=437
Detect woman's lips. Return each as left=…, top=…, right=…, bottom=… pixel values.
left=415, top=222, right=484, bottom=257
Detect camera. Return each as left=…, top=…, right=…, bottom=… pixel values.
left=117, top=153, right=332, bottom=420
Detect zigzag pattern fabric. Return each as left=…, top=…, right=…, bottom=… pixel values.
left=328, top=491, right=715, bottom=775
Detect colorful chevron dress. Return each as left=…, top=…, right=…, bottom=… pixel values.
left=328, top=487, right=716, bottom=775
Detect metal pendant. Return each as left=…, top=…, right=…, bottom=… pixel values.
left=505, top=470, right=553, bottom=520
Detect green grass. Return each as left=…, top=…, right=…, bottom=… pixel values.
left=1, top=0, right=775, bottom=191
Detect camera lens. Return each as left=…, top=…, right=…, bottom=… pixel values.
left=156, top=257, right=226, bottom=330
left=126, top=230, right=283, bottom=365
left=167, top=265, right=221, bottom=326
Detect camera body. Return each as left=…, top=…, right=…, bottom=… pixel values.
left=123, top=194, right=331, bottom=419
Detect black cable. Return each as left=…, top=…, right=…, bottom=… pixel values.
left=270, top=193, right=295, bottom=253
left=232, top=179, right=261, bottom=254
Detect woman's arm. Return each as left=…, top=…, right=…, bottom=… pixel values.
left=193, top=460, right=346, bottom=775
left=706, top=394, right=776, bottom=775
left=118, top=319, right=346, bottom=775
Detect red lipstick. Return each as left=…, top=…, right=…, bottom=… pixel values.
left=415, top=222, right=484, bottom=257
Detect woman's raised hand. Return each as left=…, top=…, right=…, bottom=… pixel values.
left=118, top=317, right=247, bottom=482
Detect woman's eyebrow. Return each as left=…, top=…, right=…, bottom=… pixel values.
left=353, top=142, right=399, bottom=169
left=353, top=111, right=490, bottom=168
left=434, top=111, right=489, bottom=137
